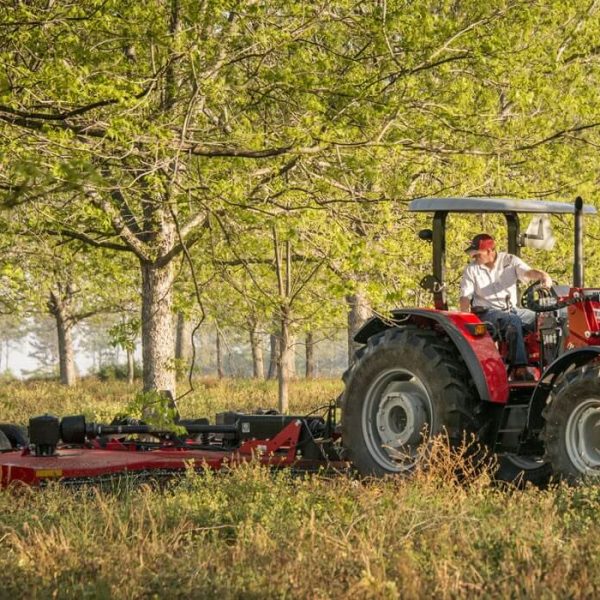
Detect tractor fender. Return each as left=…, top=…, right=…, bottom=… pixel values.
left=526, top=346, right=600, bottom=432
left=354, top=308, right=508, bottom=404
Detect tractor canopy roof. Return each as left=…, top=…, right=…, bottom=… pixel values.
left=409, top=197, right=597, bottom=215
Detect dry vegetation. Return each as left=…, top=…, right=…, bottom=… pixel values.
left=1, top=378, right=599, bottom=599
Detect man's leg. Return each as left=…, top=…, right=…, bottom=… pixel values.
left=477, top=308, right=528, bottom=366
left=514, top=307, right=536, bottom=333
left=504, top=312, right=528, bottom=366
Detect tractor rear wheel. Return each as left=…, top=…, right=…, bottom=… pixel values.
left=341, top=327, right=481, bottom=476
left=542, top=363, right=600, bottom=483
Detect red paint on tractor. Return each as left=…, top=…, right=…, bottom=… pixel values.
left=446, top=312, right=509, bottom=404
left=565, top=290, right=600, bottom=348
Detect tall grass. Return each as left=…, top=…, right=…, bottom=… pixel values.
left=0, top=377, right=343, bottom=424
left=0, top=379, right=599, bottom=598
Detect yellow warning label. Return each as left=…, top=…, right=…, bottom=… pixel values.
left=35, top=469, right=63, bottom=478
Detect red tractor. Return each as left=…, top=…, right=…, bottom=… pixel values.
left=341, top=196, right=600, bottom=484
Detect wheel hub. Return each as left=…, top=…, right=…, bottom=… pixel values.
left=362, top=368, right=433, bottom=471
left=376, top=392, right=427, bottom=448
left=565, top=399, right=600, bottom=476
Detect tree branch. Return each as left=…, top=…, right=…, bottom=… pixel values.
left=85, top=190, right=151, bottom=261
left=46, top=229, right=131, bottom=252
left=515, top=122, right=600, bottom=151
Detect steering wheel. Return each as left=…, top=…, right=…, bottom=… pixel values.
left=520, top=280, right=561, bottom=312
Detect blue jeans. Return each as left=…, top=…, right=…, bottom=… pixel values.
left=475, top=307, right=536, bottom=367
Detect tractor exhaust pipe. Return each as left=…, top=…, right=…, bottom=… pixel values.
left=574, top=196, right=584, bottom=288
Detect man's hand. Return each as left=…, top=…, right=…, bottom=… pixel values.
left=539, top=272, right=552, bottom=289
left=459, top=297, right=471, bottom=312
left=525, top=269, right=552, bottom=289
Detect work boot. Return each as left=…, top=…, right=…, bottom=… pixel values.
left=510, top=366, right=536, bottom=382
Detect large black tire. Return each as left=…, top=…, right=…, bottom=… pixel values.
left=0, top=424, right=29, bottom=448
left=542, top=363, right=600, bottom=483
left=341, top=327, right=482, bottom=476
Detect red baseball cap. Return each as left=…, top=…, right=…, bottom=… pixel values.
left=465, top=233, right=495, bottom=255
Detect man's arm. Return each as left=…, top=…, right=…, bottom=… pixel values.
left=512, top=254, right=552, bottom=288
left=524, top=269, right=552, bottom=288
left=459, top=266, right=474, bottom=312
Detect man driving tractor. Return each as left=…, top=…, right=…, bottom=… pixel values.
left=459, top=233, right=552, bottom=381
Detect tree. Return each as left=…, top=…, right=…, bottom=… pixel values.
left=3, top=0, right=600, bottom=395
left=108, top=317, right=140, bottom=384
left=0, top=221, right=139, bottom=384
left=1, top=1, right=399, bottom=392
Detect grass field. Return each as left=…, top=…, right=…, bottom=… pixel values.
left=1, top=378, right=599, bottom=599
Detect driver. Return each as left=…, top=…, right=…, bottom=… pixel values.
left=459, top=233, right=552, bottom=381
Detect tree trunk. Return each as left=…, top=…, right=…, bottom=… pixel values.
left=286, top=334, right=296, bottom=379
left=346, top=291, right=372, bottom=367
left=277, top=307, right=291, bottom=413
left=48, top=288, right=77, bottom=386
left=249, top=320, right=264, bottom=379
left=140, top=260, right=176, bottom=394
left=54, top=308, right=76, bottom=385
left=305, top=331, right=316, bottom=379
left=127, top=348, right=135, bottom=384
left=175, top=312, right=193, bottom=365
left=216, top=327, right=224, bottom=379
left=268, top=333, right=278, bottom=379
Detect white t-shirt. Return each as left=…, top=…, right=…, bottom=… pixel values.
left=459, top=252, right=532, bottom=310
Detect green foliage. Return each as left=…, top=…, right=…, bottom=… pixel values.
left=3, top=0, right=600, bottom=387
left=108, top=319, right=140, bottom=353
left=124, top=389, right=185, bottom=435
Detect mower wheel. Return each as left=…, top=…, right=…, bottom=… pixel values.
left=495, top=454, right=552, bottom=487
left=341, top=327, right=481, bottom=476
left=542, top=363, right=600, bottom=483
left=0, top=424, right=29, bottom=449
left=0, top=430, right=11, bottom=451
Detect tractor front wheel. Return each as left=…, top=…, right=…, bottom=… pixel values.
left=341, top=328, right=480, bottom=476
left=543, top=364, right=600, bottom=483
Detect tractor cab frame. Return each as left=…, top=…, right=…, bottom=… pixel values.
left=411, top=196, right=595, bottom=310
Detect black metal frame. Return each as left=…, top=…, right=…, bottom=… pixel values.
left=429, top=198, right=586, bottom=309
left=431, top=211, right=521, bottom=310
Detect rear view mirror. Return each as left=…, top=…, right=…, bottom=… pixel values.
left=522, top=214, right=556, bottom=250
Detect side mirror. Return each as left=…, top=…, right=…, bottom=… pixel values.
left=418, top=228, right=433, bottom=242
left=521, top=214, right=555, bottom=250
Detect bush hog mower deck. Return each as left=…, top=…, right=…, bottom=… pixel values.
left=2, top=196, right=600, bottom=487
left=0, top=409, right=344, bottom=487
